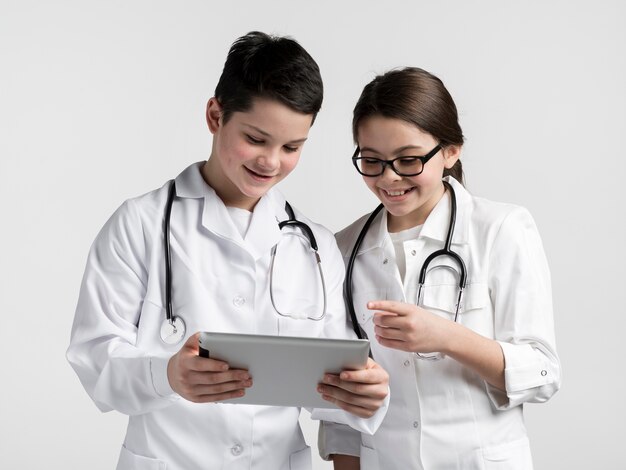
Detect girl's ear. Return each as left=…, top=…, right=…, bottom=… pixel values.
left=442, top=144, right=462, bottom=169
left=206, top=97, right=223, bottom=134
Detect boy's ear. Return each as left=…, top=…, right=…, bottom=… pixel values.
left=206, top=97, right=223, bottom=134
left=442, top=144, right=462, bottom=169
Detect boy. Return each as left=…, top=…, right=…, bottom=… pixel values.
left=67, top=31, right=388, bottom=470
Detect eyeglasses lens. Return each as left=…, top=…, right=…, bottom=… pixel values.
left=357, top=156, right=424, bottom=177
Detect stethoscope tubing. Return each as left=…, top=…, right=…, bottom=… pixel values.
left=161, top=180, right=327, bottom=343
left=345, top=180, right=467, bottom=342
left=164, top=180, right=176, bottom=326
left=270, top=201, right=327, bottom=321
left=344, top=204, right=384, bottom=340
left=417, top=181, right=467, bottom=288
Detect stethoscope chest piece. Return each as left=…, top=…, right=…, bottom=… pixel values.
left=160, top=316, right=186, bottom=345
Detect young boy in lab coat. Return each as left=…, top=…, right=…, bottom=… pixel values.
left=67, top=31, right=389, bottom=470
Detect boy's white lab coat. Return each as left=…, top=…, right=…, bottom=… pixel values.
left=67, top=163, right=386, bottom=470
left=320, top=177, right=560, bottom=470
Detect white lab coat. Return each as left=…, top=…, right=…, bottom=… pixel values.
left=67, top=162, right=386, bottom=470
left=320, top=177, right=561, bottom=470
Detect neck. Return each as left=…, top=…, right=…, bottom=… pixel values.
left=201, top=158, right=260, bottom=211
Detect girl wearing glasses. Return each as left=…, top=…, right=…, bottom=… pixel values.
left=320, top=68, right=561, bottom=469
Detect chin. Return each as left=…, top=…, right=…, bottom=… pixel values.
left=241, top=184, right=273, bottom=200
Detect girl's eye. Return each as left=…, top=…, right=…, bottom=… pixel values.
left=283, top=145, right=299, bottom=153
left=246, top=134, right=264, bottom=145
left=397, top=157, right=419, bottom=166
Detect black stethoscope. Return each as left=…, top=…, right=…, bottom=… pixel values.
left=160, top=180, right=327, bottom=344
left=344, top=180, right=467, bottom=360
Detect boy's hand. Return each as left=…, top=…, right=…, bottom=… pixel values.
left=167, top=332, right=253, bottom=403
left=317, top=358, right=389, bottom=418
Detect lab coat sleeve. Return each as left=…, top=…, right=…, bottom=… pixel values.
left=317, top=421, right=361, bottom=460
left=307, top=230, right=389, bottom=435
left=486, top=207, right=561, bottom=410
left=67, top=199, right=179, bottom=416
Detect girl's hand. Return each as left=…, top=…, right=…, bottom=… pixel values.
left=368, top=300, right=451, bottom=354
left=317, top=358, right=389, bottom=418
left=167, top=333, right=253, bottom=403
left=370, top=300, right=506, bottom=389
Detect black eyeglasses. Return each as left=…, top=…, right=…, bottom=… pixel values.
left=352, top=144, right=442, bottom=177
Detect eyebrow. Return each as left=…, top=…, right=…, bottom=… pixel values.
left=359, top=145, right=428, bottom=155
left=244, top=124, right=308, bottom=144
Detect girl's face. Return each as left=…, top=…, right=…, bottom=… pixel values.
left=356, top=115, right=460, bottom=232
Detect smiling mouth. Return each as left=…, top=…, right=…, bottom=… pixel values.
left=382, top=187, right=415, bottom=197
left=245, top=167, right=277, bottom=179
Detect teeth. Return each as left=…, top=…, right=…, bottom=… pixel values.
left=386, top=189, right=408, bottom=196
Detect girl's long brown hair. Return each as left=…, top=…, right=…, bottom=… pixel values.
left=353, top=67, right=465, bottom=185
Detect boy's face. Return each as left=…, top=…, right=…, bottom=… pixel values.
left=204, top=97, right=313, bottom=210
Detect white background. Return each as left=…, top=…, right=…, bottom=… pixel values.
left=1, top=1, right=624, bottom=468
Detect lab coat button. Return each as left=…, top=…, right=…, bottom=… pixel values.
left=403, top=360, right=411, bottom=367
left=233, top=296, right=246, bottom=307
left=411, top=249, right=417, bottom=256
left=231, top=443, right=243, bottom=456
left=383, top=258, right=388, bottom=265
left=413, top=421, right=419, bottom=428
left=541, top=370, right=547, bottom=376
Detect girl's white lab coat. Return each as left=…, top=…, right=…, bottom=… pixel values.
left=67, top=163, right=386, bottom=470
left=320, top=177, right=561, bottom=470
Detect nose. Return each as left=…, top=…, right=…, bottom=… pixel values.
left=378, top=163, right=402, bottom=182
left=256, top=147, right=281, bottom=171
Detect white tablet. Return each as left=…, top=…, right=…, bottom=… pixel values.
left=198, top=332, right=370, bottom=408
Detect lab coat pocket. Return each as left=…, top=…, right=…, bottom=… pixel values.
left=480, top=437, right=532, bottom=470
left=420, top=283, right=488, bottom=320
left=117, top=445, right=166, bottom=470
left=351, top=289, right=386, bottom=338
left=288, top=445, right=312, bottom=470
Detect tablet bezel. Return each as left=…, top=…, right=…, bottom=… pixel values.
left=198, top=332, right=370, bottom=408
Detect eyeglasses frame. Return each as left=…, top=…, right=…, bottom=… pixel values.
left=352, top=144, right=442, bottom=177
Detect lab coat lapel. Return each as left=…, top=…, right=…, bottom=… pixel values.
left=173, top=162, right=247, bottom=245
left=243, top=189, right=283, bottom=261
left=201, top=191, right=244, bottom=244
left=354, top=208, right=387, bottom=255
left=352, top=209, right=405, bottom=300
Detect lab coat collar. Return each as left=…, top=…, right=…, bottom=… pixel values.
left=173, top=162, right=284, bottom=259
left=420, top=176, right=471, bottom=245
left=245, top=189, right=286, bottom=260
left=174, top=161, right=210, bottom=199
left=353, top=176, right=471, bottom=255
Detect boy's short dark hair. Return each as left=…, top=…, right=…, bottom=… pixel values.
left=215, top=31, right=323, bottom=124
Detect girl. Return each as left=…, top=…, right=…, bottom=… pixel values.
left=321, top=67, right=561, bottom=469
